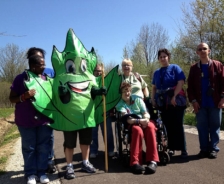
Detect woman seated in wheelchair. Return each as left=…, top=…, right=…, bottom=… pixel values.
left=116, top=82, right=159, bottom=174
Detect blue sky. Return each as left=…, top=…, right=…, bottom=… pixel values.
left=0, top=0, right=192, bottom=68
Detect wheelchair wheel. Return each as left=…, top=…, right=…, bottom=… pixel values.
left=122, top=149, right=130, bottom=167
left=159, top=151, right=170, bottom=166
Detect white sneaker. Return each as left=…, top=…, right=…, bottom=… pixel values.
left=90, top=153, right=97, bottom=158
left=27, top=175, right=37, bottom=184
left=40, top=175, right=49, bottom=184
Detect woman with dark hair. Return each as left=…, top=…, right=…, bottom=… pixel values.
left=9, top=55, right=52, bottom=184
left=151, top=48, right=188, bottom=158
left=26, top=47, right=55, bottom=173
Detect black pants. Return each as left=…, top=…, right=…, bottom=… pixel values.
left=160, top=105, right=187, bottom=151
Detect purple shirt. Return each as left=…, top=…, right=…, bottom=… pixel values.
left=11, top=71, right=52, bottom=128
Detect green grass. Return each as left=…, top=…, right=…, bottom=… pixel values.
left=0, top=125, right=20, bottom=175
left=0, top=108, right=14, bottom=118
left=0, top=125, right=20, bottom=147
left=0, top=156, right=7, bottom=164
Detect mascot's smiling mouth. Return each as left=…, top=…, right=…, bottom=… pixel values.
left=68, top=81, right=89, bottom=93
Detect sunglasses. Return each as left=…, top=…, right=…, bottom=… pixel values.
left=197, top=48, right=208, bottom=51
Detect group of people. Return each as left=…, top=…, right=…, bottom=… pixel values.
left=9, top=42, right=224, bottom=183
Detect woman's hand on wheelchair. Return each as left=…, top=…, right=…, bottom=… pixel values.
left=139, top=119, right=149, bottom=129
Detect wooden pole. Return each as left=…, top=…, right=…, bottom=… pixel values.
left=101, top=63, right=108, bottom=172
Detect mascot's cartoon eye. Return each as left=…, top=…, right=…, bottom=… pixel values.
left=66, top=60, right=76, bottom=73
left=81, top=59, right=87, bottom=72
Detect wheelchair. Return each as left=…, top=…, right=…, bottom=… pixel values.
left=115, top=108, right=170, bottom=167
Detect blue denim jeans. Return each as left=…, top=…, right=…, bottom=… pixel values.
left=48, top=131, right=54, bottom=165
left=18, top=125, right=53, bottom=178
left=196, top=107, right=222, bottom=152
left=90, top=116, right=114, bottom=154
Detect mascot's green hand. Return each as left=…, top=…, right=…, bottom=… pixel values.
left=91, top=86, right=107, bottom=98
left=100, top=86, right=107, bottom=95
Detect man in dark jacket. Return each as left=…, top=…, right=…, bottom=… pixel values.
left=187, top=43, right=224, bottom=159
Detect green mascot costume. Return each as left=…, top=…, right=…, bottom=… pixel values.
left=24, top=29, right=121, bottom=131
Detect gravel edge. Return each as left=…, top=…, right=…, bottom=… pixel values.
left=0, top=138, right=61, bottom=184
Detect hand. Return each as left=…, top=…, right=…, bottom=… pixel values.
left=24, top=89, right=36, bottom=99
left=192, top=102, right=200, bottom=113
left=151, top=99, right=157, bottom=107
left=218, top=98, right=224, bottom=108
left=171, top=96, right=177, bottom=106
left=139, top=119, right=149, bottom=129
left=100, top=86, right=107, bottom=95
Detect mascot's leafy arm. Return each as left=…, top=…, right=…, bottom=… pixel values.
left=94, top=65, right=122, bottom=124
left=25, top=28, right=121, bottom=131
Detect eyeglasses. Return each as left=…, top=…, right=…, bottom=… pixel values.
left=94, top=70, right=102, bottom=73
left=197, top=48, right=208, bottom=51
left=122, top=64, right=132, bottom=67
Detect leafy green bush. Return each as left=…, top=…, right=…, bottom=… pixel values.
left=184, top=113, right=196, bottom=126
left=184, top=112, right=224, bottom=131
left=0, top=82, right=12, bottom=108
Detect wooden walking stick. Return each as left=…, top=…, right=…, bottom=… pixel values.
left=101, top=63, right=108, bottom=172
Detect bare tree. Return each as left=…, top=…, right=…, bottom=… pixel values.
left=122, top=46, right=129, bottom=59
left=175, top=0, right=224, bottom=62
left=124, top=23, right=169, bottom=65
left=0, top=44, right=27, bottom=83
left=137, top=23, right=169, bottom=64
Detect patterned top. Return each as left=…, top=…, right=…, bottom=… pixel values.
left=122, top=73, right=147, bottom=98
left=115, top=95, right=147, bottom=118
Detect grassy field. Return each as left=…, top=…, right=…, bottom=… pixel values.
left=0, top=108, right=14, bottom=118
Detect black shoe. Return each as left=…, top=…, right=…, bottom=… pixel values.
left=130, top=164, right=145, bottom=174
left=65, top=166, right=75, bottom=180
left=197, top=151, right=209, bottom=158
left=46, top=163, right=56, bottom=173
left=145, top=162, right=157, bottom=174
left=181, top=151, right=188, bottom=159
left=209, top=151, right=217, bottom=159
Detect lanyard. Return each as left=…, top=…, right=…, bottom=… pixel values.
left=199, top=61, right=211, bottom=86
left=159, top=66, right=169, bottom=89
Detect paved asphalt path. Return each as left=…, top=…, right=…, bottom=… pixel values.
left=53, top=124, right=224, bottom=184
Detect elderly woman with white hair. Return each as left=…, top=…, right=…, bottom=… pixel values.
left=121, top=59, right=149, bottom=100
